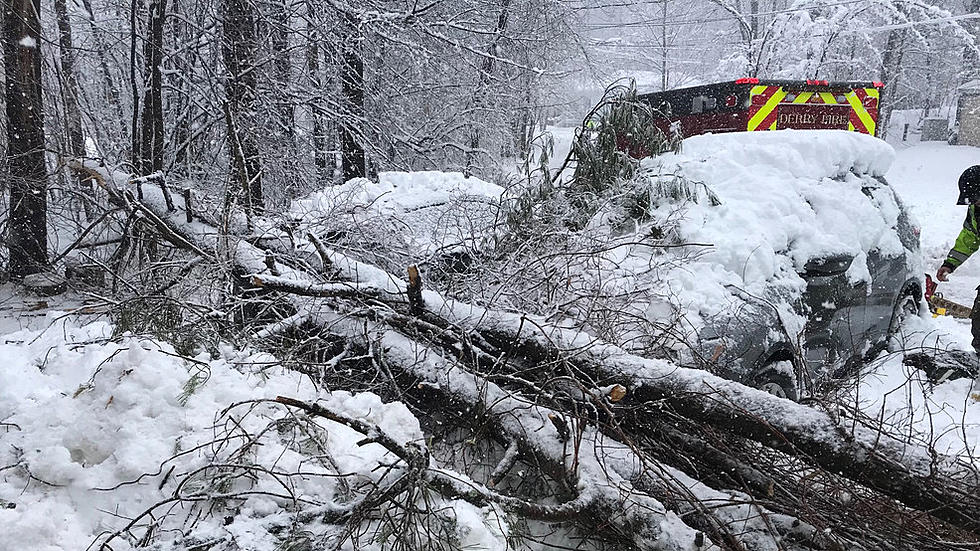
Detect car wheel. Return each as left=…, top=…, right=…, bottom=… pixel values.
left=755, top=360, right=798, bottom=401
left=888, top=290, right=920, bottom=339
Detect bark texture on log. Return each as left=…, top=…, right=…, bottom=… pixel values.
left=4, top=0, right=48, bottom=278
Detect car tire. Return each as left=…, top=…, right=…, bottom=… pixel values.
left=755, top=360, right=798, bottom=401
left=887, top=289, right=921, bottom=340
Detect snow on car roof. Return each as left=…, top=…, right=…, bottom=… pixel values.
left=680, top=129, right=894, bottom=179
left=626, top=130, right=909, bottom=331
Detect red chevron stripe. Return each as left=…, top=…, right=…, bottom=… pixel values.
left=849, top=109, right=867, bottom=133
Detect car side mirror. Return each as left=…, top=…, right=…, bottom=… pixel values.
left=802, top=254, right=854, bottom=277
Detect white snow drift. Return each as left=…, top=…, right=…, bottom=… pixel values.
left=0, top=317, right=507, bottom=551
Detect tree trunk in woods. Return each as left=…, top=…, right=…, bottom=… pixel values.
left=54, top=0, right=92, bottom=220
left=879, top=28, right=906, bottom=140
left=965, top=0, right=980, bottom=84
left=171, top=0, right=196, bottom=172
left=139, top=0, right=167, bottom=175
left=271, top=0, right=293, bottom=141
left=340, top=21, right=365, bottom=183
left=79, top=0, right=125, bottom=142
left=511, top=48, right=534, bottom=160
left=129, top=0, right=140, bottom=169
left=4, top=0, right=48, bottom=278
left=221, top=0, right=263, bottom=214
left=659, top=0, right=668, bottom=91
left=305, top=0, right=327, bottom=179
left=54, top=0, right=84, bottom=160
left=467, top=0, right=511, bottom=174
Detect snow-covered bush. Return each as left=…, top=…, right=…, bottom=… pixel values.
left=287, top=171, right=504, bottom=288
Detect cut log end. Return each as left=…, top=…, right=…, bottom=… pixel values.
left=608, top=384, right=627, bottom=403
left=407, top=265, right=424, bottom=315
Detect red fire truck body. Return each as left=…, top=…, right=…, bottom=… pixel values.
left=638, top=79, right=883, bottom=138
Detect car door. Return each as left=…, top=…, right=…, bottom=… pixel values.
left=800, top=253, right=870, bottom=371
left=860, top=181, right=915, bottom=348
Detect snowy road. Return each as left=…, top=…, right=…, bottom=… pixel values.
left=887, top=141, right=980, bottom=305
left=854, top=140, right=980, bottom=459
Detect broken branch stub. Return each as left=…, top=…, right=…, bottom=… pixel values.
left=407, top=265, right=424, bottom=315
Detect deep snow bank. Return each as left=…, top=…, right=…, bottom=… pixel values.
left=0, top=317, right=506, bottom=550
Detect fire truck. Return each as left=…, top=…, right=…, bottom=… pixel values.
left=638, top=78, right=883, bottom=138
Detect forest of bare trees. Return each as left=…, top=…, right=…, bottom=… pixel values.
left=2, top=0, right=977, bottom=264
left=1, top=0, right=980, bottom=550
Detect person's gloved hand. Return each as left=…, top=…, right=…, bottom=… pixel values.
left=937, top=265, right=953, bottom=282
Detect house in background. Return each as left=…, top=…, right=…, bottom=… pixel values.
left=954, top=80, right=980, bottom=146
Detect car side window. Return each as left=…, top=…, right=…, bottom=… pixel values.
left=692, top=95, right=717, bottom=114
left=891, top=190, right=918, bottom=251
left=866, top=176, right=918, bottom=252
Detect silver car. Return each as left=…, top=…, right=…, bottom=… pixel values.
left=693, top=175, right=921, bottom=400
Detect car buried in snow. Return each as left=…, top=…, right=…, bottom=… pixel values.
left=649, top=130, right=922, bottom=400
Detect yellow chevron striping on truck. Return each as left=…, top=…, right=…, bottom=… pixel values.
left=747, top=87, right=787, bottom=131
left=819, top=92, right=838, bottom=104
left=792, top=92, right=813, bottom=104
left=747, top=85, right=880, bottom=135
left=846, top=87, right=879, bottom=135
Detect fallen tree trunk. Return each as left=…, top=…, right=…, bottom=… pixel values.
left=330, top=313, right=838, bottom=551
left=66, top=161, right=734, bottom=549
left=245, top=266, right=980, bottom=535
left=443, top=309, right=980, bottom=535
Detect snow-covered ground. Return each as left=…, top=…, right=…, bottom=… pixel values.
left=849, top=139, right=980, bottom=459
left=0, top=306, right=507, bottom=551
